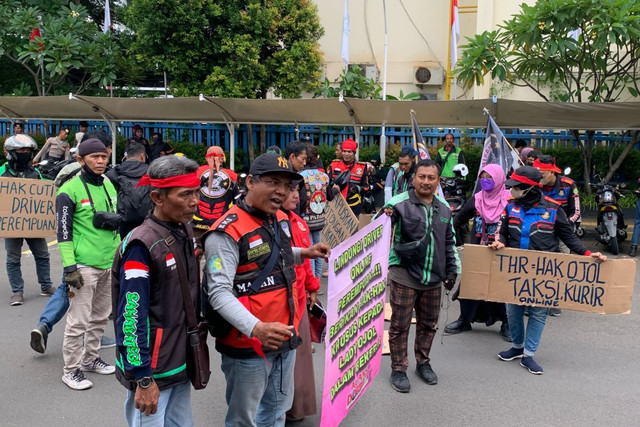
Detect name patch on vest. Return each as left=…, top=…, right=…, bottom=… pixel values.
left=216, top=213, right=238, bottom=231
left=248, top=242, right=271, bottom=260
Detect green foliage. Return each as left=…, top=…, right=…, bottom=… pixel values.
left=455, top=0, right=640, bottom=103
left=384, top=90, right=421, bottom=101
left=125, top=0, right=324, bottom=98
left=0, top=1, right=125, bottom=96
left=314, top=65, right=382, bottom=99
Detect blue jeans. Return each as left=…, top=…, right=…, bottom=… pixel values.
left=309, top=229, right=323, bottom=278
left=38, top=274, right=70, bottom=333
left=221, top=350, right=296, bottom=427
left=124, top=380, right=193, bottom=427
left=5, top=238, right=52, bottom=293
left=506, top=304, right=549, bottom=356
left=631, top=198, right=640, bottom=245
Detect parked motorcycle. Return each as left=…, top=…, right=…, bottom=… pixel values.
left=592, top=176, right=627, bottom=255
left=440, top=164, right=468, bottom=216
left=441, top=164, right=469, bottom=245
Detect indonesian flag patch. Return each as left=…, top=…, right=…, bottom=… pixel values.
left=124, top=261, right=149, bottom=280
left=166, top=253, right=176, bottom=267
left=249, top=235, right=263, bottom=249
left=81, top=199, right=91, bottom=208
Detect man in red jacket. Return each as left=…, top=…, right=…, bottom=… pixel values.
left=328, top=138, right=369, bottom=217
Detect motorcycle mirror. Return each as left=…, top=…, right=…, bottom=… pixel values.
left=39, top=160, right=49, bottom=166
left=563, top=167, right=571, bottom=175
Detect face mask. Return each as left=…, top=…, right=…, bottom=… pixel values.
left=13, top=152, right=33, bottom=171
left=510, top=186, right=530, bottom=199
left=480, top=178, right=495, bottom=192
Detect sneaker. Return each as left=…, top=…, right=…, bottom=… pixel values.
left=30, top=324, right=49, bottom=354
left=549, top=308, right=561, bottom=317
left=444, top=318, right=472, bottom=335
left=81, top=357, right=115, bottom=375
left=62, top=368, right=93, bottom=390
left=520, top=356, right=544, bottom=375
left=415, top=362, right=438, bottom=385
left=390, top=370, right=411, bottom=393
left=100, top=335, right=116, bottom=349
left=10, top=292, right=23, bottom=306
left=498, top=347, right=524, bottom=361
left=40, top=286, right=56, bottom=297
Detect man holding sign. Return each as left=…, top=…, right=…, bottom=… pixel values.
left=1, top=134, right=54, bottom=306
left=490, top=166, right=606, bottom=375
left=382, top=159, right=460, bottom=393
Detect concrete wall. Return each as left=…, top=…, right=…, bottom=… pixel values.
left=313, top=0, right=539, bottom=101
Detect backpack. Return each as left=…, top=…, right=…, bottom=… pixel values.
left=116, top=174, right=153, bottom=225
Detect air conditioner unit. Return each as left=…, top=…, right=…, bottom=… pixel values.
left=413, top=67, right=444, bottom=86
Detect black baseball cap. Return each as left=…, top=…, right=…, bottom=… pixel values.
left=505, top=166, right=542, bottom=188
left=249, top=152, right=302, bottom=181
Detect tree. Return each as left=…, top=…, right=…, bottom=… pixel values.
left=125, top=0, right=324, bottom=99
left=455, top=0, right=640, bottom=192
left=0, top=1, right=124, bottom=96
left=314, top=65, right=383, bottom=99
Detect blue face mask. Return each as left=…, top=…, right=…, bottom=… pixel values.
left=480, top=178, right=495, bottom=192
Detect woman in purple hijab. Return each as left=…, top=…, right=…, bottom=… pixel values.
left=445, top=164, right=512, bottom=340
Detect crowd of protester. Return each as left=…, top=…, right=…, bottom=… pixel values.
left=2, top=122, right=625, bottom=426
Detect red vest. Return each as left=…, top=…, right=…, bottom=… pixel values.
left=212, top=204, right=299, bottom=357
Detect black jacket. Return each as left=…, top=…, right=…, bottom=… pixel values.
left=383, top=191, right=460, bottom=287
left=106, top=160, right=152, bottom=225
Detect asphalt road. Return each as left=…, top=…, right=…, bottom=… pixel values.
left=1, top=232, right=639, bottom=427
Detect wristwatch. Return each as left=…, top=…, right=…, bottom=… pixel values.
left=137, top=376, right=154, bottom=389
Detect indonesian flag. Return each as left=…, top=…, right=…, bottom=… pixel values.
left=102, top=0, right=112, bottom=33
left=80, top=199, right=91, bottom=208
left=249, top=235, right=263, bottom=249
left=341, top=0, right=350, bottom=66
left=124, top=261, right=149, bottom=280
left=165, top=253, right=176, bottom=267
left=450, top=0, right=460, bottom=70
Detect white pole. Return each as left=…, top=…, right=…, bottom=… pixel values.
left=380, top=0, right=388, bottom=164
left=229, top=125, right=235, bottom=171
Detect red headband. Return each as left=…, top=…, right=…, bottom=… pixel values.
left=510, top=171, right=542, bottom=187
left=532, top=159, right=561, bottom=174
left=137, top=172, right=201, bottom=188
left=205, top=152, right=225, bottom=158
left=342, top=138, right=357, bottom=151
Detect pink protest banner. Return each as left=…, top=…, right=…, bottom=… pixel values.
left=320, top=214, right=391, bottom=427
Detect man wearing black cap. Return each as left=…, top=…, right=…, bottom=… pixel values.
left=204, top=153, right=330, bottom=427
left=490, top=166, right=606, bottom=375
left=57, top=138, right=121, bottom=390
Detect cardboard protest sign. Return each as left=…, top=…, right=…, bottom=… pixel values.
left=321, top=215, right=391, bottom=427
left=0, top=177, right=56, bottom=238
left=460, top=244, right=635, bottom=314
left=322, top=193, right=359, bottom=248
left=358, top=214, right=374, bottom=230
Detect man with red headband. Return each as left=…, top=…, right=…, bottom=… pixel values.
left=112, top=155, right=202, bottom=424
left=328, top=137, right=369, bottom=216
left=56, top=138, right=120, bottom=390
left=490, top=166, right=606, bottom=375
left=192, top=146, right=238, bottom=253
left=535, top=154, right=582, bottom=316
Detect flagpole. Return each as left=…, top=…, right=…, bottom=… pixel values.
left=445, top=0, right=453, bottom=101
left=380, top=0, right=388, bottom=164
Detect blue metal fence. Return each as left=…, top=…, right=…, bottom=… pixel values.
left=2, top=120, right=635, bottom=151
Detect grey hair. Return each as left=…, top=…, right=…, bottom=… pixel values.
left=148, top=155, right=199, bottom=195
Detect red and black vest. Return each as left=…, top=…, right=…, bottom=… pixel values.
left=211, top=201, right=299, bottom=358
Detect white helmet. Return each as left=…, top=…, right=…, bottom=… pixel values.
left=4, top=134, right=37, bottom=161
left=4, top=134, right=37, bottom=151
left=452, top=163, right=469, bottom=177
